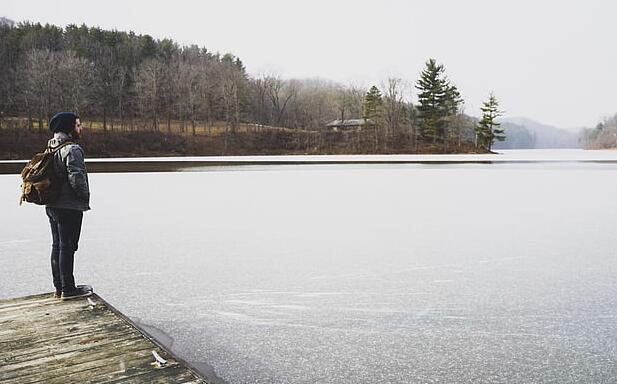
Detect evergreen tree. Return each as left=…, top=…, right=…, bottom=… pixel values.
left=475, top=92, right=505, bottom=151
left=415, top=59, right=462, bottom=145
left=443, top=84, right=462, bottom=122
left=362, top=85, right=383, bottom=122
left=415, top=59, right=444, bottom=142
left=443, top=83, right=463, bottom=145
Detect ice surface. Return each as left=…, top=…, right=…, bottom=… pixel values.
left=2, top=150, right=617, bottom=383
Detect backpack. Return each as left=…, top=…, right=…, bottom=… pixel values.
left=19, top=141, right=73, bottom=205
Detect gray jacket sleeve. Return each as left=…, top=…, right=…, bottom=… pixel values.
left=64, top=145, right=90, bottom=202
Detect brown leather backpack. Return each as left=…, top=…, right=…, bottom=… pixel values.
left=19, top=141, right=73, bottom=205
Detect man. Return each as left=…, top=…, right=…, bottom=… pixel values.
left=46, top=112, right=92, bottom=300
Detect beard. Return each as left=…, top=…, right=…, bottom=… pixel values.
left=69, top=130, right=81, bottom=140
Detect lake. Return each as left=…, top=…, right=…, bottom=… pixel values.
left=2, top=149, right=617, bottom=383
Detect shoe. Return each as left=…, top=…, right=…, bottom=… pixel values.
left=76, top=284, right=93, bottom=292
left=53, top=290, right=62, bottom=299
left=61, top=286, right=93, bottom=301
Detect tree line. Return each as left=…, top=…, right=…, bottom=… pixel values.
left=0, top=18, right=505, bottom=154
left=583, top=114, right=617, bottom=149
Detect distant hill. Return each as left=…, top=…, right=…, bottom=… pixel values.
left=0, top=17, right=13, bottom=27
left=493, top=117, right=582, bottom=149
left=493, top=121, right=534, bottom=149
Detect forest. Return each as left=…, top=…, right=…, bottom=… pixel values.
left=582, top=114, right=617, bottom=149
left=0, top=18, right=505, bottom=158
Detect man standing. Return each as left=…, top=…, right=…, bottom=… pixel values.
left=46, top=112, right=92, bottom=300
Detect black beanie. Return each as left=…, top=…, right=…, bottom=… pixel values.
left=49, top=112, right=78, bottom=134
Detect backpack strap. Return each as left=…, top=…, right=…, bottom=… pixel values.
left=45, top=141, right=74, bottom=154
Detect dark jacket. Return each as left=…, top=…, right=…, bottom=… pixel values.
left=46, top=132, right=91, bottom=211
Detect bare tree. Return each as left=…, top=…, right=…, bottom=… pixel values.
left=222, top=66, right=243, bottom=133
left=251, top=75, right=270, bottom=128
left=19, top=49, right=58, bottom=129
left=382, top=78, right=406, bottom=141
left=91, top=45, right=126, bottom=131
left=134, top=58, right=164, bottom=130
left=264, top=75, right=297, bottom=126
left=175, top=51, right=203, bottom=135
left=55, top=51, right=92, bottom=115
left=199, top=59, right=220, bottom=134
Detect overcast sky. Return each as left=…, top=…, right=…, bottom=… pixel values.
left=5, top=0, right=616, bottom=129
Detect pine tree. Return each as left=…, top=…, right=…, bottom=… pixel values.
left=362, top=85, right=383, bottom=122
left=415, top=59, right=461, bottom=145
left=475, top=93, right=505, bottom=151
left=415, top=59, right=444, bottom=142
left=362, top=85, right=383, bottom=150
left=442, top=82, right=463, bottom=146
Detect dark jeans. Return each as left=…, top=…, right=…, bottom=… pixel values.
left=46, top=207, right=83, bottom=292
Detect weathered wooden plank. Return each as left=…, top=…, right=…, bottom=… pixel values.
left=21, top=347, right=163, bottom=384
left=28, top=350, right=199, bottom=384
left=0, top=298, right=59, bottom=313
left=0, top=295, right=67, bottom=313
left=1, top=346, right=154, bottom=384
left=1, top=307, right=128, bottom=338
left=0, top=297, right=103, bottom=321
left=0, top=316, right=132, bottom=352
left=1, top=298, right=134, bottom=363
left=0, top=292, right=208, bottom=383
left=0, top=300, right=98, bottom=327
left=102, top=368, right=206, bottom=384
left=0, top=319, right=134, bottom=360
left=0, top=293, right=57, bottom=309
left=2, top=329, right=142, bottom=367
left=0, top=335, right=148, bottom=378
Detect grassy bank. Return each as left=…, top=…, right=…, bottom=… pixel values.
left=0, top=118, right=486, bottom=160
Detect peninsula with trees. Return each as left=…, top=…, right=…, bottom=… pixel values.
left=0, top=19, right=506, bottom=159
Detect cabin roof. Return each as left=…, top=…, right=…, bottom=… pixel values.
left=326, top=118, right=374, bottom=127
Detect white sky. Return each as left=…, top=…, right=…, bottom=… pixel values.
left=5, top=0, right=616, bottom=129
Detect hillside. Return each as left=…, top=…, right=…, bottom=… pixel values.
left=0, top=19, right=486, bottom=157
left=493, top=117, right=582, bottom=149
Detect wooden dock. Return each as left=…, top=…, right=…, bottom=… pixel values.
left=0, top=292, right=208, bottom=383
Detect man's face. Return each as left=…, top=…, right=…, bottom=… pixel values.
left=73, top=118, right=83, bottom=138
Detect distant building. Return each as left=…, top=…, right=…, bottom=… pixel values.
left=325, top=118, right=375, bottom=131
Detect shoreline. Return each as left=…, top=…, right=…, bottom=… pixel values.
left=4, top=148, right=617, bottom=175
left=133, top=317, right=229, bottom=384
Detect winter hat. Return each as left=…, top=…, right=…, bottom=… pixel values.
left=49, top=112, right=78, bottom=133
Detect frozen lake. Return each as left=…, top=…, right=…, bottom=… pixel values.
left=2, top=149, right=617, bottom=383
